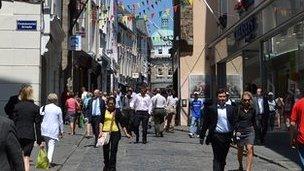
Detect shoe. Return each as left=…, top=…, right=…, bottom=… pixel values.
left=196, top=135, right=200, bottom=138
left=143, top=141, right=147, bottom=144
left=188, top=133, right=194, bottom=138
left=160, top=133, right=164, bottom=137
left=238, top=166, right=243, bottom=171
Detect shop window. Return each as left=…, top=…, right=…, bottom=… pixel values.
left=158, top=48, right=163, bottom=54
left=157, top=68, right=163, bottom=77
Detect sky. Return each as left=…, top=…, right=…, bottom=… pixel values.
left=122, top=0, right=173, bottom=35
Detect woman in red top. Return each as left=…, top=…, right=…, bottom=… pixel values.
left=65, top=92, right=80, bottom=135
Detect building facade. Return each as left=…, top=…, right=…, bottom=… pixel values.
left=173, top=0, right=218, bottom=125
left=150, top=15, right=174, bottom=90
left=209, top=0, right=304, bottom=101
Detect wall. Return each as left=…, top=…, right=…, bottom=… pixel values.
left=0, top=1, right=42, bottom=115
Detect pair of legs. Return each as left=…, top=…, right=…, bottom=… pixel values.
left=103, top=132, right=120, bottom=171
left=67, top=112, right=77, bottom=135
left=189, top=116, right=200, bottom=137
left=255, top=114, right=269, bottom=143
left=237, top=144, right=254, bottom=171
left=44, top=136, right=56, bottom=164
left=153, top=108, right=166, bottom=136
left=133, top=111, right=149, bottom=143
left=91, top=115, right=102, bottom=146
left=269, top=112, right=276, bottom=131
left=122, top=109, right=134, bottom=135
left=20, top=138, right=34, bottom=171
left=211, top=133, right=232, bottom=171
left=165, top=111, right=176, bottom=132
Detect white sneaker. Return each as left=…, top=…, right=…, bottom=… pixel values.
left=188, top=133, right=194, bottom=138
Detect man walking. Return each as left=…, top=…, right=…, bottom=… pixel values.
left=253, top=88, right=269, bottom=144
left=151, top=89, right=167, bottom=137
left=200, top=89, right=236, bottom=171
left=290, top=90, right=304, bottom=169
left=86, top=89, right=106, bottom=147
left=189, top=92, right=203, bottom=138
left=130, top=84, right=152, bottom=144
left=165, top=90, right=178, bottom=132
left=122, top=88, right=135, bottom=135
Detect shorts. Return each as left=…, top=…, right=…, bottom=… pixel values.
left=66, top=111, right=76, bottom=123
left=19, top=138, right=34, bottom=156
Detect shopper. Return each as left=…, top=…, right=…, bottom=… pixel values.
left=83, top=92, right=93, bottom=138
left=122, top=88, right=135, bottom=135
left=4, top=83, right=29, bottom=120
left=86, top=89, right=106, bottom=147
left=290, top=90, right=304, bottom=169
left=40, top=93, right=64, bottom=166
left=235, top=91, right=255, bottom=171
left=100, top=96, right=131, bottom=171
left=284, top=93, right=295, bottom=129
left=165, top=90, right=178, bottom=132
left=253, top=88, right=269, bottom=144
left=0, top=116, right=24, bottom=171
left=200, top=88, right=236, bottom=171
left=189, top=92, right=203, bottom=138
left=65, top=92, right=80, bottom=135
left=267, top=92, right=277, bottom=131
left=13, top=85, right=43, bottom=171
left=130, top=84, right=152, bottom=144
left=151, top=88, right=167, bottom=137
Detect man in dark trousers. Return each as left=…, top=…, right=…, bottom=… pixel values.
left=4, top=83, right=29, bottom=120
left=200, top=89, right=236, bottom=171
left=130, top=84, right=152, bottom=144
left=253, top=88, right=269, bottom=144
left=0, top=116, right=24, bottom=170
left=86, top=89, right=106, bottom=147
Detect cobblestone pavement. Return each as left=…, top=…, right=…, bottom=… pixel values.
left=31, top=126, right=301, bottom=171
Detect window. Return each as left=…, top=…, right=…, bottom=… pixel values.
left=158, top=48, right=163, bottom=54
left=168, top=68, right=173, bottom=76
left=157, top=68, right=163, bottom=76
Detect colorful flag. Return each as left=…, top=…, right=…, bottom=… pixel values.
left=158, top=11, right=162, bottom=17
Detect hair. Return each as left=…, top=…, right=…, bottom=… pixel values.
left=107, top=96, right=116, bottom=105
left=68, top=91, right=74, bottom=97
left=47, top=93, right=58, bottom=104
left=241, top=91, right=254, bottom=108
left=216, top=88, right=226, bottom=96
left=20, top=85, right=33, bottom=101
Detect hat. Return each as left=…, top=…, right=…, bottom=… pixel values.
left=268, top=92, right=274, bottom=96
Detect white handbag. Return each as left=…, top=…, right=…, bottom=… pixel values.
left=96, top=112, right=115, bottom=147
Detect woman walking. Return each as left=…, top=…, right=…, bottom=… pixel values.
left=65, top=92, right=79, bottom=135
left=13, top=85, right=43, bottom=171
left=40, top=93, right=64, bottom=167
left=235, top=91, right=256, bottom=171
left=100, top=97, right=131, bottom=171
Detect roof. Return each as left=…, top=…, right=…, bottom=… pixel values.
left=151, top=29, right=173, bottom=46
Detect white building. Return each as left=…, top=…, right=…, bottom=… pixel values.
left=0, top=0, right=65, bottom=115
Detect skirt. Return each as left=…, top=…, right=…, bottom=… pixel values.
left=19, top=138, right=34, bottom=156
left=237, top=127, right=255, bottom=146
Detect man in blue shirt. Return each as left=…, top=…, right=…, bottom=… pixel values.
left=189, top=92, right=203, bottom=138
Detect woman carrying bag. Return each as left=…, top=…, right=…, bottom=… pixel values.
left=99, top=96, right=131, bottom=171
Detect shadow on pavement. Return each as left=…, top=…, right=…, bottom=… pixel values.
left=263, top=131, right=300, bottom=165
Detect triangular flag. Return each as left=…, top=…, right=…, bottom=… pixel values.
left=158, top=11, right=162, bottom=17
left=137, top=3, right=140, bottom=8
left=173, top=5, right=179, bottom=12
left=142, top=1, right=145, bottom=6
left=151, top=13, right=155, bottom=18
left=143, top=9, right=146, bottom=14
left=166, top=9, right=170, bottom=15
left=155, top=1, right=158, bottom=5
left=127, top=5, right=131, bottom=10
left=188, top=0, right=193, bottom=5
left=144, top=15, right=148, bottom=21
left=147, top=7, right=150, bottom=11
left=151, top=4, right=154, bottom=9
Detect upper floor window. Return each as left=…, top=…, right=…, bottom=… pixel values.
left=158, top=48, right=163, bottom=54
left=157, top=68, right=163, bottom=76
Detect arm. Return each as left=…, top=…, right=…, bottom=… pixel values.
left=290, top=103, right=298, bottom=146
left=34, top=106, right=43, bottom=145
left=148, top=97, right=153, bottom=115
left=58, top=108, right=64, bottom=135
left=130, top=96, right=137, bottom=110
left=200, top=107, right=210, bottom=141
left=5, top=122, right=25, bottom=171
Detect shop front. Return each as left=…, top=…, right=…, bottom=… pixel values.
left=212, top=0, right=304, bottom=99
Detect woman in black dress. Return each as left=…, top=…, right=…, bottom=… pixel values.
left=235, top=91, right=255, bottom=171
left=13, top=85, right=43, bottom=171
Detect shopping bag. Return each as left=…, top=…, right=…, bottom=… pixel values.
left=96, top=132, right=110, bottom=147
left=35, top=149, right=49, bottom=169
left=79, top=114, right=85, bottom=128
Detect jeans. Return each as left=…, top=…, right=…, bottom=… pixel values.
left=189, top=117, right=200, bottom=134
left=153, top=108, right=166, bottom=135
left=103, top=132, right=121, bottom=171
left=298, top=144, right=304, bottom=170
left=44, top=136, right=56, bottom=163
left=133, top=111, right=149, bottom=142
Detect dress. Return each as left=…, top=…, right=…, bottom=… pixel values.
left=236, top=107, right=256, bottom=146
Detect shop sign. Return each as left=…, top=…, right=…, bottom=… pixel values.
left=234, top=16, right=256, bottom=41
left=69, top=35, right=82, bottom=51
left=17, top=20, right=37, bottom=31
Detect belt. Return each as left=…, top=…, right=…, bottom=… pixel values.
left=136, top=110, right=148, bottom=113
left=154, top=108, right=165, bottom=109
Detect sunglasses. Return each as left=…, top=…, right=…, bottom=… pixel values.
left=243, top=99, right=251, bottom=102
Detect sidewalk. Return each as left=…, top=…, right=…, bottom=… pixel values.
left=31, top=125, right=86, bottom=171
left=175, top=126, right=302, bottom=170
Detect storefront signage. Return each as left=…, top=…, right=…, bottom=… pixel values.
left=69, top=35, right=82, bottom=51
left=234, top=16, right=256, bottom=41
left=17, top=20, right=37, bottom=31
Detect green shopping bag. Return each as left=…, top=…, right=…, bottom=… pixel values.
left=35, top=149, right=49, bottom=169
left=79, top=114, right=85, bottom=128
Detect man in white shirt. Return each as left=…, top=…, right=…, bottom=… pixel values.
left=130, top=84, right=152, bottom=144
left=81, top=87, right=88, bottom=102
left=165, top=90, right=178, bottom=132
left=151, top=89, right=167, bottom=137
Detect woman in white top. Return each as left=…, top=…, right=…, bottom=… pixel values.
left=40, top=93, right=64, bottom=166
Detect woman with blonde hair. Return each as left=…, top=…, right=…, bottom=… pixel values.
left=235, top=91, right=256, bottom=171
left=40, top=93, right=64, bottom=167
left=13, top=85, right=43, bottom=171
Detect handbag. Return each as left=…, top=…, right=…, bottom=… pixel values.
left=96, top=112, right=116, bottom=147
